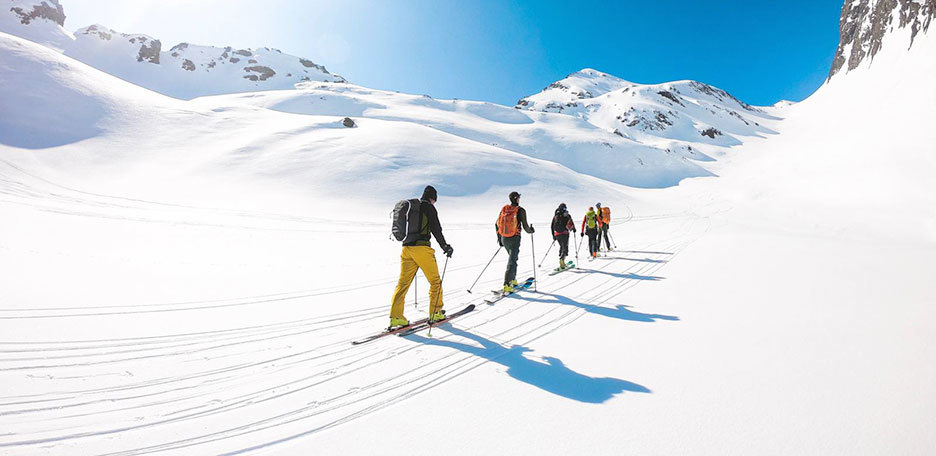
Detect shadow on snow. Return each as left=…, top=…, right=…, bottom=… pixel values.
left=407, top=326, right=649, bottom=403
left=525, top=292, right=680, bottom=323
left=572, top=268, right=665, bottom=282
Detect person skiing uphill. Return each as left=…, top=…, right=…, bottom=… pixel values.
left=581, top=206, right=602, bottom=259
left=496, top=191, right=534, bottom=293
left=388, top=185, right=453, bottom=328
left=551, top=203, right=576, bottom=270
left=596, top=202, right=612, bottom=251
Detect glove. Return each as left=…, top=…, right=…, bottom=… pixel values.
left=497, top=236, right=503, bottom=247
left=529, top=225, right=535, bottom=233
left=580, top=232, right=584, bottom=238
left=443, top=244, right=454, bottom=258
left=552, top=235, right=557, bottom=241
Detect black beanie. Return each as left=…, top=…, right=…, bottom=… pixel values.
left=422, top=185, right=438, bottom=201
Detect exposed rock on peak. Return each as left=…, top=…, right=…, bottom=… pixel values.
left=828, top=0, right=935, bottom=79
left=9, top=0, right=64, bottom=26
left=516, top=69, right=778, bottom=156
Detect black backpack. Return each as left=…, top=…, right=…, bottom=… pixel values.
left=391, top=198, right=422, bottom=242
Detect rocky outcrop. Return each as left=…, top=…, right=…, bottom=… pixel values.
left=135, top=38, right=160, bottom=64
left=10, top=0, right=65, bottom=26
left=243, top=65, right=275, bottom=81
left=828, top=0, right=936, bottom=79
left=342, top=117, right=356, bottom=128
left=700, top=127, right=723, bottom=139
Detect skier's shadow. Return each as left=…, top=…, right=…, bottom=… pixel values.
left=596, top=256, right=668, bottom=264
left=572, top=268, right=665, bottom=281
left=525, top=293, right=679, bottom=323
left=407, top=327, right=649, bottom=403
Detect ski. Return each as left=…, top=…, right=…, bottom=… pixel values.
left=352, top=317, right=430, bottom=345
left=548, top=261, right=576, bottom=276
left=484, top=276, right=535, bottom=304
left=397, top=304, right=476, bottom=336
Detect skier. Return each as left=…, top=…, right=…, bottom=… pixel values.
left=581, top=206, right=602, bottom=259
left=596, top=202, right=612, bottom=251
left=551, top=203, right=576, bottom=270
left=496, top=191, right=534, bottom=293
left=389, top=185, right=454, bottom=328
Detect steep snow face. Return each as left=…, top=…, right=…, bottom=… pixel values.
left=0, top=31, right=175, bottom=149
left=706, top=3, right=936, bottom=243
left=516, top=68, right=781, bottom=159
left=0, top=1, right=345, bottom=99
left=828, top=0, right=935, bottom=79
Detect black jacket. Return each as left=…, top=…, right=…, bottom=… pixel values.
left=551, top=210, right=575, bottom=236
left=403, top=198, right=449, bottom=249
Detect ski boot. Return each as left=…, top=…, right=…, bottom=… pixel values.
left=510, top=279, right=519, bottom=287
left=559, top=258, right=567, bottom=270
left=429, top=310, right=446, bottom=323
left=389, top=316, right=409, bottom=328
left=503, top=283, right=515, bottom=294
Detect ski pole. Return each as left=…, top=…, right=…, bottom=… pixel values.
left=414, top=272, right=418, bottom=310
left=609, top=231, right=617, bottom=249
left=530, top=231, right=537, bottom=292
left=466, top=246, right=501, bottom=294
left=537, top=240, right=556, bottom=268
left=427, top=255, right=449, bottom=338
left=576, top=231, right=584, bottom=258
left=574, top=231, right=580, bottom=263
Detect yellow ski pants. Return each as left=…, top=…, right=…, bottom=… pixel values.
left=390, top=246, right=443, bottom=318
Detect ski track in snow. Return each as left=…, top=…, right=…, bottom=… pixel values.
left=0, top=189, right=705, bottom=454
left=0, top=135, right=705, bottom=454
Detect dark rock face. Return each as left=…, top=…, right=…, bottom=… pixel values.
left=657, top=90, right=685, bottom=107
left=828, top=0, right=935, bottom=79
left=137, top=39, right=161, bottom=64
left=342, top=117, right=356, bottom=128
left=299, top=58, right=330, bottom=73
left=243, top=66, right=275, bottom=81
left=10, top=0, right=65, bottom=26
left=182, top=59, right=196, bottom=71
left=700, top=127, right=723, bottom=139
left=688, top=81, right=758, bottom=112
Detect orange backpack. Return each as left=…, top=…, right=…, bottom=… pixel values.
left=497, top=205, right=520, bottom=237
left=600, top=206, right=611, bottom=224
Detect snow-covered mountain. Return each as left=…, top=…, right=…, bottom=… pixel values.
left=515, top=68, right=781, bottom=158
left=0, top=0, right=345, bottom=99
left=1, top=1, right=934, bottom=455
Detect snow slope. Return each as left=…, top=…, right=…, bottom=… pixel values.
left=0, top=0, right=344, bottom=99
left=1, top=1, right=934, bottom=455
left=200, top=82, right=723, bottom=188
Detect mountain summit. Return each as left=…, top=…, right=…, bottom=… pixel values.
left=516, top=68, right=780, bottom=159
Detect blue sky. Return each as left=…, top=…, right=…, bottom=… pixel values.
left=64, top=0, right=844, bottom=106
